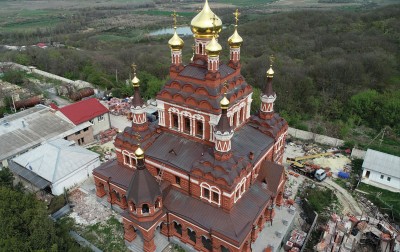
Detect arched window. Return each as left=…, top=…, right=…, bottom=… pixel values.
left=196, top=121, right=203, bottom=138
left=234, top=177, right=246, bottom=203
left=172, top=114, right=179, bottom=130
left=173, top=221, right=182, bottom=235
left=155, top=198, right=161, bottom=209
left=200, top=182, right=221, bottom=206
left=142, top=204, right=149, bottom=214
left=221, top=245, right=230, bottom=252
left=184, top=117, right=191, bottom=134
left=202, top=236, right=212, bottom=251
left=187, top=228, right=196, bottom=243
left=129, top=201, right=136, bottom=213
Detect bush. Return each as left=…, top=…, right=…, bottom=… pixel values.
left=48, top=194, right=67, bottom=214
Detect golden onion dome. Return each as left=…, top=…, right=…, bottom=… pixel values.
left=205, top=36, right=222, bottom=57
left=132, top=73, right=140, bottom=87
left=168, top=27, right=184, bottom=50
left=191, top=0, right=222, bottom=39
left=135, top=147, right=144, bottom=159
left=228, top=25, right=243, bottom=48
left=220, top=94, right=230, bottom=109
left=266, top=65, right=274, bottom=78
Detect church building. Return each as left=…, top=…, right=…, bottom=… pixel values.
left=93, top=1, right=288, bottom=251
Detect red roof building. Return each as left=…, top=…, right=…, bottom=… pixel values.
left=93, top=2, right=288, bottom=251
left=59, top=98, right=111, bottom=136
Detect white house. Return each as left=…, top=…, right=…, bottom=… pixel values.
left=57, top=98, right=111, bottom=137
left=10, top=139, right=100, bottom=195
left=361, top=149, right=400, bottom=192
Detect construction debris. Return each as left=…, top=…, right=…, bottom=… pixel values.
left=69, top=188, right=116, bottom=226
left=315, top=213, right=399, bottom=252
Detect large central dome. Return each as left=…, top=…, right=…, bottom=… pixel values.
left=191, top=0, right=222, bottom=39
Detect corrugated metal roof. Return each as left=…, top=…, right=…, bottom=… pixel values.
left=8, top=160, right=51, bottom=189
left=363, top=149, right=400, bottom=178
left=12, top=139, right=99, bottom=183
left=0, top=105, right=76, bottom=161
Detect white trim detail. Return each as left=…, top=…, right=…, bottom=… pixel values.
left=145, top=159, right=189, bottom=180
left=200, top=182, right=221, bottom=206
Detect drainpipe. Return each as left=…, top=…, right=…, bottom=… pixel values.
left=107, top=176, right=113, bottom=210
left=188, top=174, right=192, bottom=196
left=167, top=211, right=170, bottom=242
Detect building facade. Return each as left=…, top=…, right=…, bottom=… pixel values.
left=361, top=149, right=400, bottom=192
left=93, top=1, right=288, bottom=251
left=57, top=97, right=111, bottom=138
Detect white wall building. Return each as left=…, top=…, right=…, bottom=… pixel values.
left=10, top=139, right=100, bottom=195
left=361, top=149, right=400, bottom=192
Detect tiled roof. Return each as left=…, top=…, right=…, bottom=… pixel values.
left=126, top=161, right=161, bottom=205
left=257, top=161, right=285, bottom=196
left=93, top=160, right=134, bottom=189
left=59, top=98, right=109, bottom=125
left=163, top=182, right=270, bottom=245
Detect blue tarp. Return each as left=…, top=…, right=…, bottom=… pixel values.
left=338, top=171, right=350, bottom=179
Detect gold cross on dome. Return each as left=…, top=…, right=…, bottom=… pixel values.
left=134, top=132, right=142, bottom=142
left=269, top=55, right=275, bottom=66
left=171, top=10, right=177, bottom=27
left=233, top=9, right=240, bottom=25
left=131, top=63, right=137, bottom=75
left=210, top=14, right=218, bottom=34
left=222, top=80, right=229, bottom=93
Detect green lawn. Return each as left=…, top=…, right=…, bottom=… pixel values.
left=78, top=216, right=128, bottom=252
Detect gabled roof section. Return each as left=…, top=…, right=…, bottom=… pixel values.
left=257, top=161, right=285, bottom=196
left=163, top=182, right=270, bottom=245
left=12, top=139, right=99, bottom=183
left=59, top=98, right=109, bottom=125
left=363, top=149, right=400, bottom=178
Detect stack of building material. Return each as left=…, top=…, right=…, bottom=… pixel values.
left=107, top=98, right=131, bottom=116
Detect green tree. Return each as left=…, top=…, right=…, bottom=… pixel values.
left=0, top=167, right=14, bottom=188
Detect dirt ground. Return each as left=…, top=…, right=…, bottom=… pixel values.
left=283, top=142, right=361, bottom=216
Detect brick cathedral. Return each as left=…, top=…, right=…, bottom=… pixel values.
left=93, top=1, right=288, bottom=251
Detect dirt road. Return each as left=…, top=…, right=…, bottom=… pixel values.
left=322, top=179, right=362, bottom=216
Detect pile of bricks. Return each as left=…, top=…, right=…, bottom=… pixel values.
left=107, top=98, right=131, bottom=116
left=99, top=127, right=118, bottom=144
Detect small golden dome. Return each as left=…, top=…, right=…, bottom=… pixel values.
left=168, top=27, right=184, bottom=50
left=135, top=147, right=144, bottom=159
left=220, top=94, right=230, bottom=109
left=205, top=36, right=222, bottom=57
left=266, top=65, right=274, bottom=78
left=132, top=73, right=140, bottom=87
left=228, top=25, right=243, bottom=48
left=191, top=0, right=222, bottom=39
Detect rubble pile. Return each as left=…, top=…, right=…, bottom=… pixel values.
left=69, top=189, right=115, bottom=225
left=99, top=127, right=118, bottom=144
